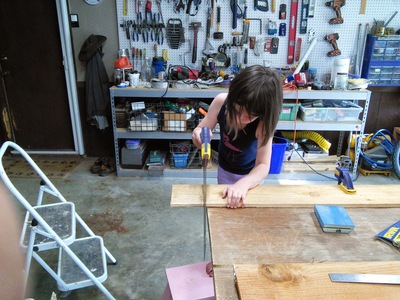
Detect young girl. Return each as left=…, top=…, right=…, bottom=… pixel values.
left=192, top=65, right=283, bottom=209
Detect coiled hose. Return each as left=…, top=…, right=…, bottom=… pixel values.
left=282, top=131, right=331, bottom=152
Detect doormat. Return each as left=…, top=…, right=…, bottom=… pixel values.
left=3, top=159, right=80, bottom=179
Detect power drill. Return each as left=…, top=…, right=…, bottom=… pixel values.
left=325, top=0, right=346, bottom=24
left=324, top=33, right=341, bottom=57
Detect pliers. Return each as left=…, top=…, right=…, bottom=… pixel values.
left=151, top=13, right=157, bottom=42
left=157, top=15, right=164, bottom=45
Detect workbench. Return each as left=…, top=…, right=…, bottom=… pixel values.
left=171, top=184, right=400, bottom=299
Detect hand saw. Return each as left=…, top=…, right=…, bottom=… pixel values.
left=201, top=127, right=211, bottom=261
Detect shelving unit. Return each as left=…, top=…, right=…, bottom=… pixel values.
left=110, top=87, right=371, bottom=178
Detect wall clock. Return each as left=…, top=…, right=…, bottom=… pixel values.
left=84, top=0, right=102, bottom=5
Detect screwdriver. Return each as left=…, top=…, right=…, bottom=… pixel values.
left=201, top=127, right=211, bottom=167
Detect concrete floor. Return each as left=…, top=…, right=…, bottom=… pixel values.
left=4, top=159, right=399, bottom=300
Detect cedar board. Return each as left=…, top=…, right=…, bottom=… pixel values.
left=171, top=184, right=400, bottom=207
left=234, top=261, right=400, bottom=300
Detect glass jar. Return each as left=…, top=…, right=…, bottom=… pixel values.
left=334, top=73, right=348, bottom=90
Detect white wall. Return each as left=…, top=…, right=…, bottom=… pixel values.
left=69, top=0, right=119, bottom=81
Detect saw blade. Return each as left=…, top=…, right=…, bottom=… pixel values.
left=329, top=273, right=400, bottom=285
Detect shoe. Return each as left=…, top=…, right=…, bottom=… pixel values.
left=98, top=159, right=115, bottom=177
left=90, top=158, right=104, bottom=174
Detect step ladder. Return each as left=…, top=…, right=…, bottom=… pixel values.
left=0, top=141, right=117, bottom=299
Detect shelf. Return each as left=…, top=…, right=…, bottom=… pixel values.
left=110, top=87, right=371, bottom=178
left=111, top=86, right=372, bottom=101
left=115, top=118, right=363, bottom=139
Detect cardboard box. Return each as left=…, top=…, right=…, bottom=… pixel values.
left=163, top=111, right=187, bottom=132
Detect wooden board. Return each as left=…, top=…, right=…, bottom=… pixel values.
left=234, top=262, right=400, bottom=299
left=171, top=184, right=400, bottom=207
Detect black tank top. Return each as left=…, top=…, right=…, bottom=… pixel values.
left=217, top=103, right=259, bottom=175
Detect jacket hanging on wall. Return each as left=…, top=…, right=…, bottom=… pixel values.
left=79, top=34, right=110, bottom=130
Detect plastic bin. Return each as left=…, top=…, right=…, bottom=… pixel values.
left=172, top=153, right=189, bottom=168
left=299, top=103, right=363, bottom=122
left=170, top=142, right=202, bottom=169
left=126, top=139, right=140, bottom=149
left=279, top=103, right=300, bottom=121
left=269, top=136, right=287, bottom=174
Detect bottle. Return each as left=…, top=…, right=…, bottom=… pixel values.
left=140, top=57, right=152, bottom=82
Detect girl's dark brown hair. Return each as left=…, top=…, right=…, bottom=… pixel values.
left=225, top=65, right=284, bottom=146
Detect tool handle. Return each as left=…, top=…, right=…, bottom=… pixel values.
left=206, top=17, right=211, bottom=38
left=232, top=0, right=238, bottom=29
left=217, top=6, right=221, bottom=32
left=201, top=127, right=211, bottom=161
left=192, top=29, right=198, bottom=63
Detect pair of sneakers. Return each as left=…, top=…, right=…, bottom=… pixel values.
left=90, top=157, right=115, bottom=176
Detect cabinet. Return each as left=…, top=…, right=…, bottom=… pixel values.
left=110, top=87, right=371, bottom=178
left=361, top=34, right=400, bottom=86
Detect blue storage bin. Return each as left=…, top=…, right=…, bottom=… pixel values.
left=269, top=136, right=287, bottom=174
left=172, top=153, right=189, bottom=168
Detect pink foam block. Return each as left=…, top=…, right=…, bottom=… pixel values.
left=161, top=261, right=215, bottom=300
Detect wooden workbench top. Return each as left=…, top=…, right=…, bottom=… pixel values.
left=171, top=184, right=400, bottom=207
left=208, top=207, right=400, bottom=299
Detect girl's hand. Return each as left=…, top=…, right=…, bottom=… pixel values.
left=192, top=126, right=213, bottom=149
left=222, top=184, right=248, bottom=208
left=192, top=127, right=203, bottom=149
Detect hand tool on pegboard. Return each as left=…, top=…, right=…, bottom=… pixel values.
left=287, top=0, right=299, bottom=64
left=213, top=6, right=223, bottom=39
left=232, top=0, right=238, bottom=29
left=203, top=8, right=214, bottom=55
left=359, top=0, right=367, bottom=14
left=155, top=0, right=164, bottom=24
left=279, top=3, right=286, bottom=19
left=324, top=33, right=341, bottom=57
left=308, top=0, right=315, bottom=17
left=201, top=127, right=211, bottom=261
left=254, top=0, right=268, bottom=11
left=123, top=0, right=128, bottom=15
left=189, top=22, right=202, bottom=63
left=325, top=0, right=345, bottom=25
left=299, top=0, right=309, bottom=34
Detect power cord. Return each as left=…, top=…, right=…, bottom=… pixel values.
left=359, top=129, right=396, bottom=170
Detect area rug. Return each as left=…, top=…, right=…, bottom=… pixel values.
left=2, top=159, right=80, bottom=179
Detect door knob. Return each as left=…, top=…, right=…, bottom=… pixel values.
left=1, top=70, right=10, bottom=77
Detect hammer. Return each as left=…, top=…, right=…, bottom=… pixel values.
left=189, top=22, right=202, bottom=63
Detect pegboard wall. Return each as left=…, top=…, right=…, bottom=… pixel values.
left=116, top=0, right=400, bottom=82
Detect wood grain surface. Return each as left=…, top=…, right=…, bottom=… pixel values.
left=208, top=207, right=400, bottom=299
left=171, top=184, right=400, bottom=207
left=235, top=262, right=400, bottom=300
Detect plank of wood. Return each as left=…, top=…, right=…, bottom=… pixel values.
left=171, top=184, right=400, bottom=207
left=235, top=261, right=400, bottom=299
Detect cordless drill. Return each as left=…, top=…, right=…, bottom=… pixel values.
left=325, top=0, right=346, bottom=24
left=324, top=33, right=341, bottom=57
